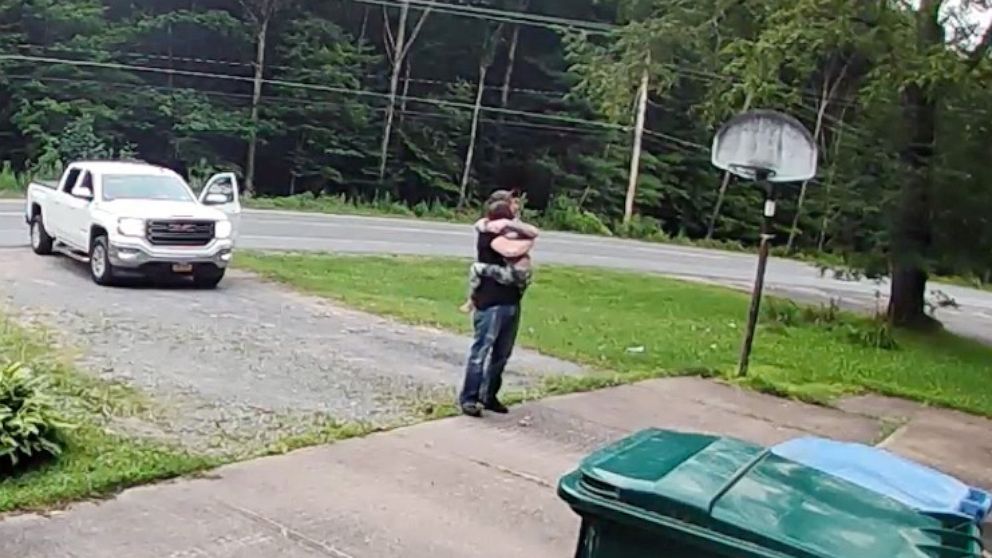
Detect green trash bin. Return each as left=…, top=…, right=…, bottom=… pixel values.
left=558, top=429, right=984, bottom=558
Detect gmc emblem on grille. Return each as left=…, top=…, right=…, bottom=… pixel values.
left=168, top=223, right=196, bottom=232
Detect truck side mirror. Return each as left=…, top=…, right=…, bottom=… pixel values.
left=204, top=193, right=228, bottom=205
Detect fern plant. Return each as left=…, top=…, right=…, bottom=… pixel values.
left=0, top=361, right=72, bottom=471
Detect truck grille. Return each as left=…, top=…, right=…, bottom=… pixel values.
left=146, top=220, right=215, bottom=246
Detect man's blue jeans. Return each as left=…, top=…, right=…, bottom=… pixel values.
left=459, top=304, right=520, bottom=406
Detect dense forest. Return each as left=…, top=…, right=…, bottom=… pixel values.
left=0, top=0, right=990, bottom=324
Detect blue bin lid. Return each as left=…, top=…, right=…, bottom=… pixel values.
left=771, top=436, right=992, bottom=523
left=570, top=429, right=983, bottom=558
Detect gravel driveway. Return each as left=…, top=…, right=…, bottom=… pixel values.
left=0, top=248, right=583, bottom=455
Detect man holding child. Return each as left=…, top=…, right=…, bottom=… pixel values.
left=458, top=190, right=539, bottom=417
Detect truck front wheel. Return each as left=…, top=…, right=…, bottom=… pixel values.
left=193, top=266, right=226, bottom=289
left=30, top=215, right=54, bottom=255
left=89, top=235, right=117, bottom=286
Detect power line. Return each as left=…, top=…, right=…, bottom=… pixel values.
left=2, top=72, right=621, bottom=138
left=16, top=42, right=572, bottom=100
left=0, top=54, right=631, bottom=133
left=352, top=0, right=616, bottom=34
left=5, top=66, right=709, bottom=156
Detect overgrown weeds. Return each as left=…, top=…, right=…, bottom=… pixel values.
left=763, top=298, right=897, bottom=351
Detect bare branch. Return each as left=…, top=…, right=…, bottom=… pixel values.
left=382, top=7, right=396, bottom=60
left=399, top=6, right=434, bottom=61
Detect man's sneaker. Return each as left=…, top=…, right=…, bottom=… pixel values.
left=461, top=402, right=483, bottom=418
left=483, top=398, right=509, bottom=414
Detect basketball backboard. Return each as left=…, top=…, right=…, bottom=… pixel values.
left=712, top=110, right=817, bottom=183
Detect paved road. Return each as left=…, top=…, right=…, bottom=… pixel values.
left=3, top=199, right=991, bottom=343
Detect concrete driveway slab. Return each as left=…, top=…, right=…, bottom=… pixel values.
left=0, top=378, right=902, bottom=558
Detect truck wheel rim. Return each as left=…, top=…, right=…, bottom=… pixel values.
left=30, top=222, right=40, bottom=249
left=91, top=245, right=106, bottom=278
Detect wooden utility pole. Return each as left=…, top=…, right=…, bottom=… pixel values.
left=245, top=14, right=269, bottom=197
left=623, top=61, right=649, bottom=226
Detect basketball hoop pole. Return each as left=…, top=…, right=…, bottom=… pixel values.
left=711, top=109, right=818, bottom=377
left=738, top=170, right=775, bottom=377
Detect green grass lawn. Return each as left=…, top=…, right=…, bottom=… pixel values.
left=0, top=318, right=215, bottom=512
left=239, top=252, right=992, bottom=417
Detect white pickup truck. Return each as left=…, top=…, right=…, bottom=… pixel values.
left=25, top=161, right=241, bottom=288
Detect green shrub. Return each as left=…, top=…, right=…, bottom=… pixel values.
left=369, top=193, right=415, bottom=217
left=430, top=203, right=459, bottom=221
left=614, top=214, right=666, bottom=240
left=541, top=197, right=612, bottom=236
left=0, top=362, right=71, bottom=472
left=763, top=299, right=802, bottom=327
left=0, top=161, right=24, bottom=192
left=846, top=318, right=899, bottom=351
left=412, top=200, right=431, bottom=217
left=800, top=299, right=842, bottom=326
left=0, top=362, right=72, bottom=471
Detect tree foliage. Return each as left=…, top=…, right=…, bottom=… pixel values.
left=0, top=0, right=990, bottom=319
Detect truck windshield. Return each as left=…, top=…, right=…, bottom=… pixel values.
left=102, top=175, right=193, bottom=202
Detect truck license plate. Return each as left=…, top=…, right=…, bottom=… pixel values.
left=172, top=263, right=193, bottom=273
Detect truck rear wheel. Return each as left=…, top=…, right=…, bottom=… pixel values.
left=30, top=215, right=54, bottom=255
left=89, top=235, right=117, bottom=286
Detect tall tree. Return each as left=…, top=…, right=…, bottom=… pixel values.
left=872, top=0, right=992, bottom=325
left=458, top=22, right=504, bottom=208
left=378, top=0, right=432, bottom=180
left=240, top=0, right=291, bottom=197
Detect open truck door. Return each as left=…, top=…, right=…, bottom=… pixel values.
left=199, top=172, right=242, bottom=239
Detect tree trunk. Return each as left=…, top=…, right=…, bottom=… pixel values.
left=458, top=62, right=489, bottom=209
left=245, top=15, right=269, bottom=197
left=399, top=58, right=412, bottom=124
left=705, top=172, right=732, bottom=239
left=787, top=62, right=848, bottom=253
left=816, top=209, right=833, bottom=252
left=493, top=1, right=526, bottom=169
left=377, top=2, right=431, bottom=181
left=494, top=21, right=521, bottom=168
left=167, top=23, right=174, bottom=89
left=889, top=265, right=929, bottom=325
left=499, top=23, right=521, bottom=109
left=357, top=6, right=370, bottom=45
left=378, top=0, right=409, bottom=181
left=817, top=106, right=849, bottom=253
left=888, top=3, right=942, bottom=327
left=623, top=64, right=649, bottom=226
left=888, top=95, right=936, bottom=329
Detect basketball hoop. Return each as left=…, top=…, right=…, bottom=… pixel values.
left=713, top=110, right=817, bottom=183
left=710, top=109, right=818, bottom=379
left=727, top=164, right=778, bottom=182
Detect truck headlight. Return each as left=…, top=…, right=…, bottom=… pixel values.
left=117, top=218, right=145, bottom=237
left=215, top=220, right=232, bottom=239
